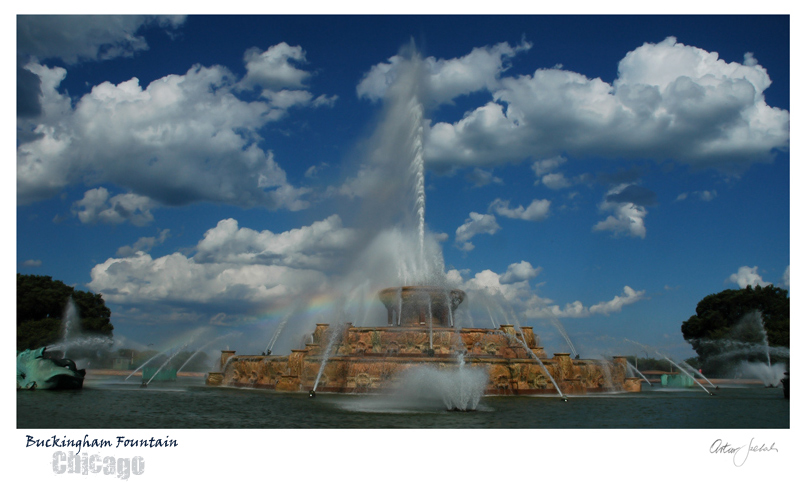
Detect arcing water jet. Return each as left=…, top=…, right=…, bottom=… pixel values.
left=144, top=343, right=189, bottom=386
left=680, top=361, right=718, bottom=389
left=662, top=356, right=713, bottom=396
left=177, top=334, right=235, bottom=373
left=548, top=316, right=578, bottom=358
left=627, top=362, right=652, bottom=386
left=313, top=323, right=345, bottom=392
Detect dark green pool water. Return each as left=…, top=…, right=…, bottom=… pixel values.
left=17, top=375, right=788, bottom=429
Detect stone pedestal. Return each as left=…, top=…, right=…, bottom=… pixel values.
left=220, top=350, right=236, bottom=368
left=623, top=377, right=642, bottom=392
left=206, top=372, right=224, bottom=386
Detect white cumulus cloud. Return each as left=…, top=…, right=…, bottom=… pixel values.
left=489, top=198, right=551, bottom=221
left=541, top=173, right=572, bottom=190
left=499, top=261, right=542, bottom=284
left=453, top=266, right=644, bottom=320
left=73, top=187, right=157, bottom=226
left=675, top=190, right=718, bottom=202
left=18, top=43, right=333, bottom=210
left=532, top=156, right=573, bottom=189
left=461, top=269, right=533, bottom=303
left=423, top=37, right=788, bottom=172
left=526, top=299, right=589, bottom=319
left=89, top=251, right=328, bottom=308
left=531, top=156, right=567, bottom=177
left=116, top=230, right=171, bottom=257
left=454, top=212, right=501, bottom=251
left=593, top=184, right=648, bottom=238
left=588, top=286, right=647, bottom=315
left=358, top=40, right=531, bottom=106
left=524, top=286, right=646, bottom=319
left=88, top=216, right=356, bottom=311
left=193, top=215, right=356, bottom=270
left=239, top=43, right=312, bottom=92
left=727, top=265, right=771, bottom=288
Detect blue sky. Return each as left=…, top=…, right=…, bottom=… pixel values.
left=15, top=15, right=790, bottom=361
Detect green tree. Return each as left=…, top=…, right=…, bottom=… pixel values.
left=17, top=274, right=113, bottom=351
left=681, top=285, right=789, bottom=375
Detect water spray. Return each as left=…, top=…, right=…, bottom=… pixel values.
left=427, top=295, right=434, bottom=350
left=627, top=362, right=652, bottom=386
left=661, top=356, right=714, bottom=396
left=144, top=342, right=190, bottom=386
left=265, top=308, right=296, bottom=355
left=313, top=323, right=345, bottom=393
left=680, top=360, right=718, bottom=389
left=549, top=316, right=578, bottom=358
left=502, top=331, right=567, bottom=401
left=61, top=298, right=80, bottom=359
left=126, top=349, right=171, bottom=381
left=178, top=334, right=235, bottom=373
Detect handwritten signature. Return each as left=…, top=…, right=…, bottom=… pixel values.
left=710, top=438, right=778, bottom=467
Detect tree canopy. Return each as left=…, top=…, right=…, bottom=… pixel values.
left=681, top=285, right=789, bottom=375
left=17, top=274, right=113, bottom=351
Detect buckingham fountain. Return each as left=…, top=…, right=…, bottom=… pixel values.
left=206, top=285, right=641, bottom=398
left=206, top=50, right=641, bottom=402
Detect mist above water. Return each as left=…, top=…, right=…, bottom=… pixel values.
left=697, top=310, right=789, bottom=384
left=384, top=365, right=488, bottom=411
left=728, top=361, right=787, bottom=386
left=337, top=361, right=489, bottom=413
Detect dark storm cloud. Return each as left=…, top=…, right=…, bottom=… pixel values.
left=17, top=64, right=42, bottom=118
left=597, top=166, right=646, bottom=186
left=17, top=15, right=185, bottom=64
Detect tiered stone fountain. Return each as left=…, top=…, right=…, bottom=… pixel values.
left=206, top=286, right=642, bottom=395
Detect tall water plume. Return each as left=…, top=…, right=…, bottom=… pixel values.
left=410, top=98, right=426, bottom=270
left=268, top=45, right=448, bottom=354
left=687, top=310, right=788, bottom=382
left=61, top=298, right=80, bottom=358
left=731, top=311, right=772, bottom=367
left=346, top=44, right=440, bottom=288
left=385, top=44, right=428, bottom=272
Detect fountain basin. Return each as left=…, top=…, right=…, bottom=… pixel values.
left=207, top=287, right=641, bottom=395
left=210, top=331, right=639, bottom=394
left=378, top=286, right=465, bottom=327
